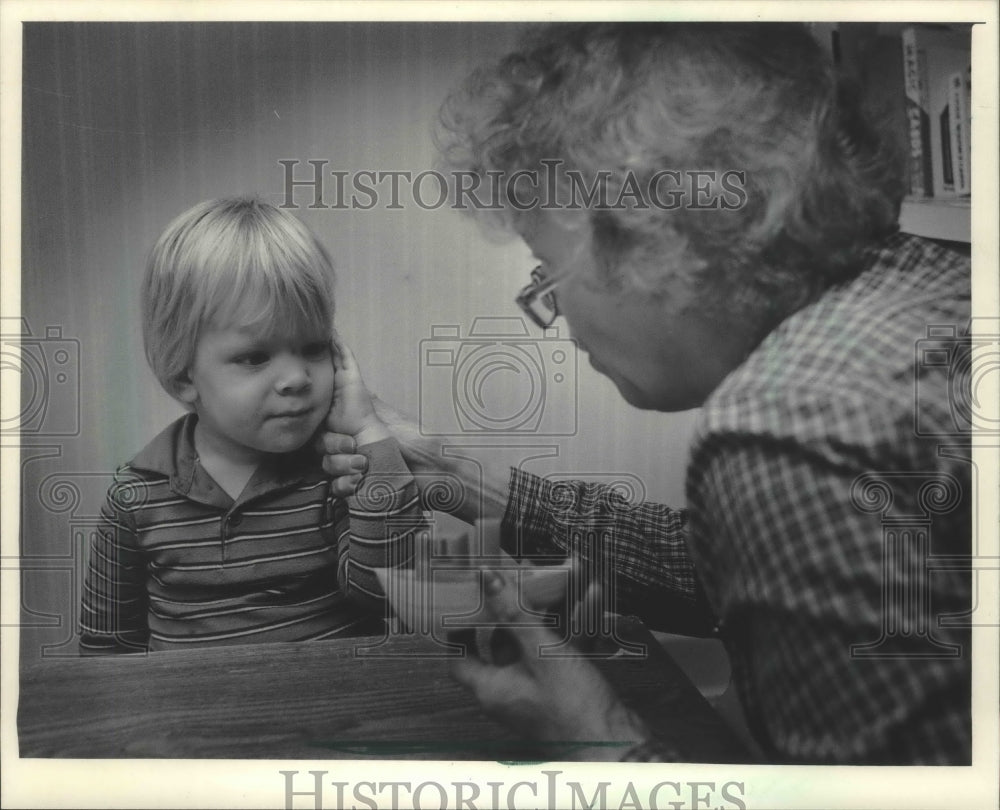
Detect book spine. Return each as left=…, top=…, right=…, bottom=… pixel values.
left=902, top=28, right=934, bottom=197
left=966, top=66, right=972, bottom=194
left=948, top=69, right=971, bottom=195
left=939, top=102, right=954, bottom=192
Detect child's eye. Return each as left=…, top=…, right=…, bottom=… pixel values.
left=235, top=351, right=270, bottom=367
left=302, top=342, right=331, bottom=359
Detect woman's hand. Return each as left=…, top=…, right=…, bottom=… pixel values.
left=319, top=395, right=511, bottom=521
left=318, top=395, right=417, bottom=497
left=318, top=431, right=367, bottom=497
left=450, top=571, right=651, bottom=760
left=326, top=335, right=391, bottom=448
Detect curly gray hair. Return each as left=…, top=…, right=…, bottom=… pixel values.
left=439, top=23, right=905, bottom=329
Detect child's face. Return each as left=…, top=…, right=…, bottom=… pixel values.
left=177, top=322, right=335, bottom=463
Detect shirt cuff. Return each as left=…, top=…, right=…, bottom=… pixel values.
left=350, top=437, right=418, bottom=513
left=502, top=467, right=561, bottom=557
left=357, top=437, right=412, bottom=475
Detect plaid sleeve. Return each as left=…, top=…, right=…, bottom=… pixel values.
left=503, top=468, right=715, bottom=635
left=339, top=437, right=426, bottom=611
left=693, top=437, right=971, bottom=764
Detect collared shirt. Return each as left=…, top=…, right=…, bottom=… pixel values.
left=504, top=233, right=972, bottom=764
left=80, top=414, right=424, bottom=652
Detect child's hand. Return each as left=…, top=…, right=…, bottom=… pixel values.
left=327, top=335, right=391, bottom=447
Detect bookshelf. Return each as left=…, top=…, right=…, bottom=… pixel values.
left=812, top=22, right=972, bottom=244
left=899, top=197, right=971, bottom=243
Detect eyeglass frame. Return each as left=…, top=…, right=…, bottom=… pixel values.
left=515, top=265, right=562, bottom=329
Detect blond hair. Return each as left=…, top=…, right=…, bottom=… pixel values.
left=141, top=197, right=336, bottom=397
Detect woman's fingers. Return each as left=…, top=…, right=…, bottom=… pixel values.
left=318, top=434, right=367, bottom=472
left=450, top=645, right=496, bottom=688
left=328, top=330, right=346, bottom=370
left=320, top=431, right=356, bottom=454
left=519, top=564, right=571, bottom=611
left=449, top=582, right=534, bottom=704
left=479, top=571, right=566, bottom=668
left=317, top=431, right=368, bottom=495
left=327, top=472, right=363, bottom=498
left=335, top=341, right=359, bottom=376
left=329, top=331, right=368, bottom=387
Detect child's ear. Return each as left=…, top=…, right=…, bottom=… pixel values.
left=171, top=371, right=199, bottom=406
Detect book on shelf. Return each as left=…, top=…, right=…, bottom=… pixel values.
left=901, top=25, right=971, bottom=199
left=947, top=66, right=972, bottom=196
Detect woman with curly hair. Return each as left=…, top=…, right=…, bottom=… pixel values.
left=323, top=23, right=971, bottom=764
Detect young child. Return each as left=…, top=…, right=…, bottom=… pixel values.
left=79, top=197, right=422, bottom=653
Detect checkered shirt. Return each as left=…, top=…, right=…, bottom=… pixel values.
left=505, top=233, right=972, bottom=764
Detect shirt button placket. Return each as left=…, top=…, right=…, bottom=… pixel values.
left=223, top=511, right=243, bottom=562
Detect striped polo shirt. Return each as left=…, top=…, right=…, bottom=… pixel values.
left=79, top=414, right=424, bottom=653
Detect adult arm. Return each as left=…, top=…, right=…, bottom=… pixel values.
left=326, top=338, right=426, bottom=610
left=689, top=435, right=971, bottom=764
left=323, top=395, right=510, bottom=523
left=323, top=397, right=715, bottom=636
left=502, top=469, right=714, bottom=635
left=334, top=436, right=425, bottom=611
left=449, top=432, right=970, bottom=765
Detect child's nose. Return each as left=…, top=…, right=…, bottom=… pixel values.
left=274, top=355, right=311, bottom=394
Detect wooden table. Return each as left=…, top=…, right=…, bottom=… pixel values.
left=17, top=618, right=749, bottom=761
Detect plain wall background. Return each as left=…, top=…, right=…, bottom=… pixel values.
left=15, top=23, right=698, bottom=659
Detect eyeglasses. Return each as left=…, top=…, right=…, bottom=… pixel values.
left=515, top=265, right=561, bottom=329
